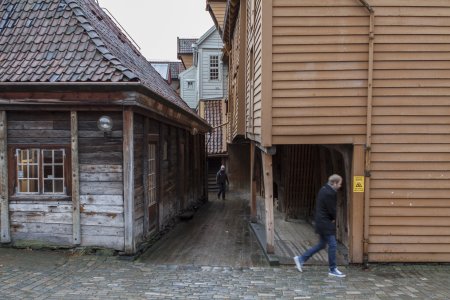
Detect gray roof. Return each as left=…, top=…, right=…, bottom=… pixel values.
left=0, top=0, right=193, bottom=113
left=177, top=38, right=197, bottom=54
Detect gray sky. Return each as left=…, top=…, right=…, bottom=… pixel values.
left=96, top=0, right=214, bottom=61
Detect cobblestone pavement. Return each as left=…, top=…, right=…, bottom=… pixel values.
left=1, top=248, right=450, bottom=299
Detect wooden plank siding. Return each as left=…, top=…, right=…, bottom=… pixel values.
left=133, top=114, right=145, bottom=245
left=228, top=0, right=247, bottom=141
left=78, top=112, right=125, bottom=251
left=271, top=0, right=369, bottom=145
left=209, top=1, right=227, bottom=31
left=269, top=0, right=450, bottom=262
left=246, top=0, right=263, bottom=142
left=7, top=112, right=74, bottom=246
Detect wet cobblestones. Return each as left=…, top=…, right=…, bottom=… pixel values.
left=1, top=248, right=450, bottom=299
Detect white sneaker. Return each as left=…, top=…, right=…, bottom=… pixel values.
left=328, top=268, right=346, bottom=278
left=293, top=256, right=303, bottom=272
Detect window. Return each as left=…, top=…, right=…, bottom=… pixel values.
left=186, top=80, right=194, bottom=89
left=12, top=147, right=70, bottom=196
left=209, top=55, right=219, bottom=80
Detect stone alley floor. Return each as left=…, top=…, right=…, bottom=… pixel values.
left=1, top=193, right=450, bottom=299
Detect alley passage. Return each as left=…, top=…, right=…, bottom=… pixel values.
left=139, top=192, right=268, bottom=267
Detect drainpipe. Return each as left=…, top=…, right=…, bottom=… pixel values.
left=359, top=0, right=375, bottom=268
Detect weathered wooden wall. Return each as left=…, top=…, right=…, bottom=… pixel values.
left=228, top=143, right=250, bottom=191
left=78, top=112, right=124, bottom=250
left=133, top=114, right=144, bottom=245
left=7, top=112, right=72, bottom=245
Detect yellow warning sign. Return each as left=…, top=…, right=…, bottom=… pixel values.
left=353, top=176, right=364, bottom=192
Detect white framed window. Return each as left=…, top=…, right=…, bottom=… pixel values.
left=186, top=80, right=195, bottom=89
left=13, top=147, right=69, bottom=195
left=209, top=55, right=219, bottom=81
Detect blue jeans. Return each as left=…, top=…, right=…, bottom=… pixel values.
left=301, top=234, right=337, bottom=270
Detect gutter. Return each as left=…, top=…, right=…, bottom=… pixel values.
left=0, top=82, right=211, bottom=133
left=359, top=0, right=375, bottom=268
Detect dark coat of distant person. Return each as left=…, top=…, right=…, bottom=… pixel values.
left=314, top=183, right=337, bottom=235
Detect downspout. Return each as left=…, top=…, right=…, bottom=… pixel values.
left=359, top=0, right=375, bottom=268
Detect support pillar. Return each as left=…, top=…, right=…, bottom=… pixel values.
left=71, top=111, right=80, bottom=245
left=0, top=111, right=10, bottom=243
left=261, top=152, right=274, bottom=254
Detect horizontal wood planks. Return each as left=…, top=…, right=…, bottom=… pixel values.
left=270, top=0, right=450, bottom=262
left=77, top=112, right=125, bottom=250
left=272, top=0, right=368, bottom=144
left=246, top=0, right=263, bottom=142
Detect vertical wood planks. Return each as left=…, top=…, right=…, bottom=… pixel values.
left=143, top=118, right=149, bottom=237
left=0, top=111, right=10, bottom=243
left=71, top=111, right=80, bottom=245
left=123, top=109, right=135, bottom=254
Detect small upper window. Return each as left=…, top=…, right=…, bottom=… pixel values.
left=209, top=55, right=219, bottom=81
left=186, top=80, right=194, bottom=89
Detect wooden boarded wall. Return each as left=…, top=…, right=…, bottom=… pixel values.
left=271, top=0, right=368, bottom=145
left=269, top=0, right=450, bottom=262
left=78, top=112, right=124, bottom=250
left=368, top=0, right=450, bottom=262
left=7, top=112, right=73, bottom=245
left=246, top=0, right=263, bottom=141
left=133, top=114, right=144, bottom=245
left=229, top=1, right=247, bottom=140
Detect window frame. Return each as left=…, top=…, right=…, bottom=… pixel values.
left=8, top=145, right=72, bottom=199
left=186, top=80, right=195, bottom=90
left=209, top=55, right=220, bottom=81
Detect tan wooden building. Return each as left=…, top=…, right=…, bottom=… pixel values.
left=208, top=0, right=450, bottom=263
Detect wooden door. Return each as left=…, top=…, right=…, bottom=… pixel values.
left=147, top=142, right=158, bottom=233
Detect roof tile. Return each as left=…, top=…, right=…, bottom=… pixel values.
left=204, top=100, right=225, bottom=155
left=0, top=0, right=199, bottom=118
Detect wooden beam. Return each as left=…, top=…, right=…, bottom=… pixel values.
left=261, top=152, right=274, bottom=254
left=71, top=111, right=80, bottom=245
left=0, top=111, right=10, bottom=243
left=250, top=143, right=257, bottom=223
left=123, top=109, right=135, bottom=254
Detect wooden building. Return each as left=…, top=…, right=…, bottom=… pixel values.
left=208, top=0, right=450, bottom=263
left=0, top=0, right=210, bottom=255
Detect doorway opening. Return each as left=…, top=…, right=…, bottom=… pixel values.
left=271, top=144, right=352, bottom=264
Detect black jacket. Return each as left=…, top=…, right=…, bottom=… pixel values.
left=314, top=183, right=337, bottom=235
left=216, top=170, right=229, bottom=184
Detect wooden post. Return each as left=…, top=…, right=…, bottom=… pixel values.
left=250, top=143, right=257, bottom=222
left=261, top=152, right=274, bottom=254
left=71, top=111, right=81, bottom=245
left=123, top=109, right=135, bottom=254
left=143, top=118, right=149, bottom=237
left=350, top=144, right=365, bottom=263
left=0, top=111, right=10, bottom=243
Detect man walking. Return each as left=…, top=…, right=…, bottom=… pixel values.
left=216, top=165, right=229, bottom=200
left=293, top=174, right=346, bottom=278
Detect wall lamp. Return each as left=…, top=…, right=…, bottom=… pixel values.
left=97, top=115, right=113, bottom=137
